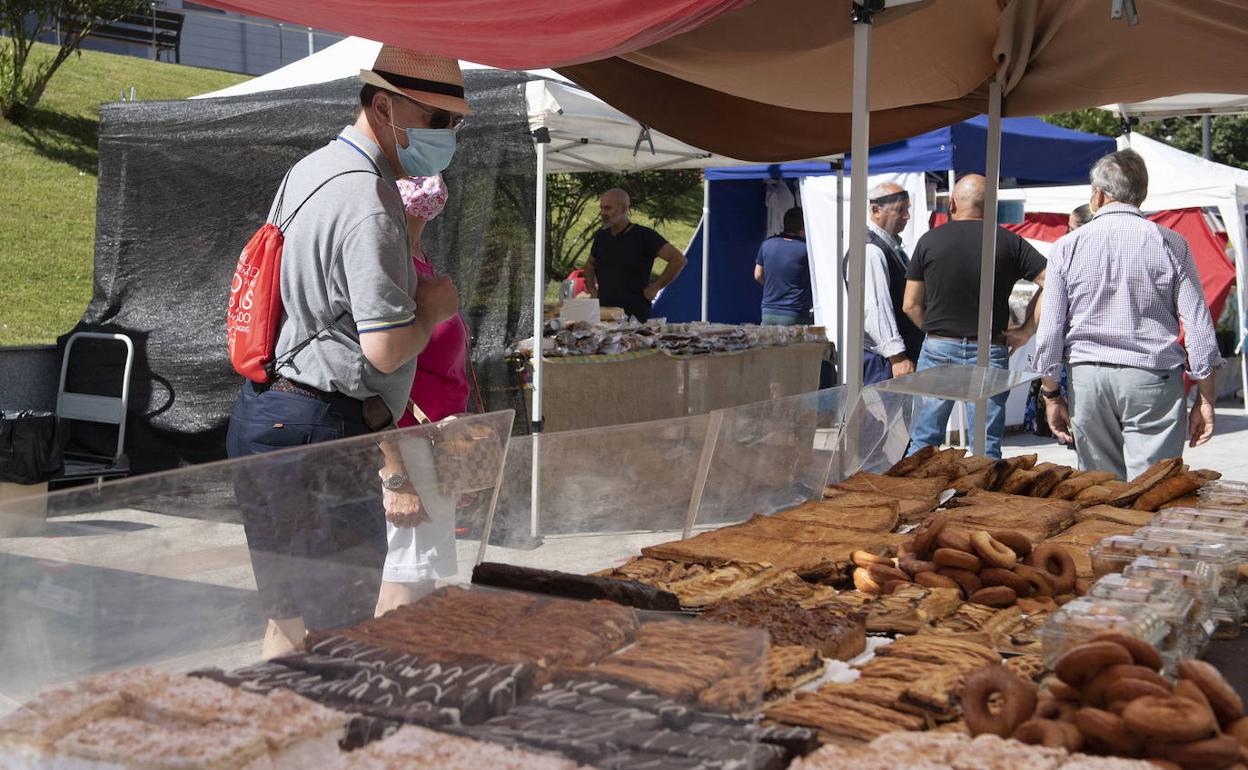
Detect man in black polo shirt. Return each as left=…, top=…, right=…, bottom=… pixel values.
left=901, top=174, right=1047, bottom=458
left=584, top=188, right=687, bottom=321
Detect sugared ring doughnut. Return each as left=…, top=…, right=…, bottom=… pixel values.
left=866, top=562, right=910, bottom=584
left=935, top=527, right=974, bottom=553
left=899, top=555, right=936, bottom=576
left=1179, top=659, right=1246, bottom=728
left=1075, top=707, right=1144, bottom=756
left=852, top=567, right=882, bottom=594
left=915, top=571, right=961, bottom=591
left=1225, top=715, right=1248, bottom=746
left=962, top=664, right=1038, bottom=737
left=911, top=512, right=948, bottom=557
left=969, top=585, right=1017, bottom=608
left=1084, top=664, right=1171, bottom=708
left=1053, top=641, right=1133, bottom=687
left=881, top=579, right=914, bottom=595
left=980, top=568, right=1033, bottom=597
left=990, top=528, right=1033, bottom=557
left=1024, top=544, right=1077, bottom=593
left=937, top=567, right=983, bottom=598
left=852, top=550, right=894, bottom=568
left=1122, top=695, right=1218, bottom=743
left=1012, top=564, right=1056, bottom=597
left=933, top=547, right=983, bottom=572
left=971, top=531, right=1018, bottom=569
left=1163, top=734, right=1242, bottom=770
left=1106, top=677, right=1173, bottom=705
left=1091, top=630, right=1164, bottom=672
left=1012, top=718, right=1069, bottom=748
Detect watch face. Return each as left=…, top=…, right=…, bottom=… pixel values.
left=384, top=474, right=406, bottom=490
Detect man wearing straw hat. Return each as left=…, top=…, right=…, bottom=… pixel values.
left=226, top=45, right=468, bottom=657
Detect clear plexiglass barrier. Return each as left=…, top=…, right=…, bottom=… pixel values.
left=868, top=362, right=1041, bottom=401
left=0, top=410, right=514, bottom=705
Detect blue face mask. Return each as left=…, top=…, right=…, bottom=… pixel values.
left=389, top=115, right=457, bottom=177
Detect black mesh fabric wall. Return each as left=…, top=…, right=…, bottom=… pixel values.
left=68, top=71, right=536, bottom=473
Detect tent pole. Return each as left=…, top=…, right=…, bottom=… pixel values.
left=701, top=175, right=710, bottom=322
left=836, top=161, right=846, bottom=381
left=531, top=130, right=550, bottom=538
left=974, top=80, right=1003, bottom=455
left=845, top=4, right=873, bottom=411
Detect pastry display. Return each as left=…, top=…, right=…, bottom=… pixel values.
left=824, top=472, right=949, bottom=522
left=700, top=595, right=866, bottom=660
left=595, top=557, right=781, bottom=609
left=771, top=499, right=900, bottom=533
left=330, top=723, right=586, bottom=770
left=471, top=562, right=681, bottom=611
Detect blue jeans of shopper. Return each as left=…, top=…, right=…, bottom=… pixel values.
left=907, top=337, right=1010, bottom=458
left=761, top=312, right=813, bottom=326
left=226, top=380, right=387, bottom=630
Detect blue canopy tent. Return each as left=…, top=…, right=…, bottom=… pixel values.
left=653, top=116, right=1114, bottom=324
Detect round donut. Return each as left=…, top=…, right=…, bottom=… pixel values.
left=990, top=529, right=1033, bottom=557
left=1122, top=696, right=1218, bottom=743
left=899, top=555, right=936, bottom=576
left=1179, top=659, right=1245, bottom=728
left=1164, top=734, right=1242, bottom=770
left=915, top=571, right=961, bottom=591
left=1084, top=664, right=1172, bottom=708
left=935, top=527, right=974, bottom=553
left=1035, top=694, right=1078, bottom=723
left=1054, top=641, right=1134, bottom=687
left=867, top=562, right=910, bottom=584
left=852, top=550, right=894, bottom=568
left=1048, top=680, right=1082, bottom=703
left=971, top=531, right=1018, bottom=569
left=880, top=579, right=914, bottom=595
left=1024, top=544, right=1077, bottom=593
left=1012, top=564, right=1056, bottom=597
left=1054, top=593, right=1076, bottom=606
left=980, top=567, right=1033, bottom=597
left=1054, top=721, right=1085, bottom=752
left=1177, top=679, right=1220, bottom=725
left=1013, top=718, right=1070, bottom=748
left=933, top=547, right=983, bottom=572
left=1226, top=715, right=1248, bottom=747
left=937, top=567, right=983, bottom=598
left=969, top=585, right=1017, bottom=608
left=1091, top=630, right=1164, bottom=672
left=852, top=567, right=882, bottom=594
left=1075, top=707, right=1144, bottom=756
left=962, top=664, right=1038, bottom=737
left=1106, top=677, right=1173, bottom=705
left=911, top=512, right=948, bottom=557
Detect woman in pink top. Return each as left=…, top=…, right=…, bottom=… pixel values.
left=396, top=174, right=470, bottom=425
left=376, top=175, right=470, bottom=616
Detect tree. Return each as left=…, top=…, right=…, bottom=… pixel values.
left=1, top=0, right=148, bottom=122
left=1044, top=109, right=1248, bottom=171
left=545, top=169, right=703, bottom=279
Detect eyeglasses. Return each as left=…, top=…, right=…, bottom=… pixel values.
left=394, top=91, right=466, bottom=132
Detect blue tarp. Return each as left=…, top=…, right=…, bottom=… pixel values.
left=654, top=116, right=1114, bottom=323
left=702, top=116, right=1114, bottom=185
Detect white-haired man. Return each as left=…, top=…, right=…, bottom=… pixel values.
left=1033, top=148, right=1222, bottom=478
left=584, top=188, right=687, bottom=322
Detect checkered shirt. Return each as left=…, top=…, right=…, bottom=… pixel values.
left=1032, top=203, right=1223, bottom=381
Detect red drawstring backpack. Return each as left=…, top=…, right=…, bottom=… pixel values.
left=227, top=168, right=375, bottom=382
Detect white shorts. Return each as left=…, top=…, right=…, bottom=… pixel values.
left=382, top=436, right=458, bottom=584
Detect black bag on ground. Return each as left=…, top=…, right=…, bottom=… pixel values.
left=0, top=410, right=63, bottom=484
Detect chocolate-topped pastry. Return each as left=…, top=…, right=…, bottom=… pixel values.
left=554, top=681, right=694, bottom=728
left=699, top=598, right=866, bottom=660
left=472, top=562, right=682, bottom=611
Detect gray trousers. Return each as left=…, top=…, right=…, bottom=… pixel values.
left=1069, top=363, right=1186, bottom=480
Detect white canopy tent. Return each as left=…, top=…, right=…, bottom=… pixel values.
left=999, top=132, right=1248, bottom=409
left=1105, top=94, right=1248, bottom=122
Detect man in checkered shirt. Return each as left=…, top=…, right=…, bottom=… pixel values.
left=1032, top=148, right=1223, bottom=479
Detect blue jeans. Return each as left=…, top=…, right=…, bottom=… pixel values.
left=761, top=312, right=812, bottom=326
left=907, top=338, right=1010, bottom=458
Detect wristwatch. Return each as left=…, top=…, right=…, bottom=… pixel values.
left=380, top=472, right=409, bottom=490
left=1041, top=388, right=1063, bottom=400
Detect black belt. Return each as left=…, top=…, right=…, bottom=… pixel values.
left=928, top=333, right=1007, bottom=346
left=261, top=376, right=394, bottom=432
left=268, top=375, right=335, bottom=402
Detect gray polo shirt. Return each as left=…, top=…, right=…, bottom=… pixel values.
left=270, top=124, right=417, bottom=421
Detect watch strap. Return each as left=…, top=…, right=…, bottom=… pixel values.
left=1041, top=388, right=1063, bottom=399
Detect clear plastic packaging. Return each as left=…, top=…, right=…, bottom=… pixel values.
left=1087, top=574, right=1199, bottom=665
left=1039, top=598, right=1168, bottom=669
left=1154, top=508, right=1248, bottom=532
left=1124, top=556, right=1227, bottom=648
left=1197, top=480, right=1248, bottom=509
left=1132, top=526, right=1248, bottom=611
left=1089, top=534, right=1235, bottom=582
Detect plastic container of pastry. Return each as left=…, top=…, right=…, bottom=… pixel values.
left=1132, top=527, right=1248, bottom=608
left=1087, top=574, right=1200, bottom=667
left=1089, top=534, right=1235, bottom=584
left=1038, top=598, right=1168, bottom=670
left=1154, top=508, right=1248, bottom=532
left=1124, top=556, right=1222, bottom=652
left=1197, top=480, right=1248, bottom=508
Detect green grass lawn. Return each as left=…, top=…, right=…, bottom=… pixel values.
left=0, top=42, right=246, bottom=346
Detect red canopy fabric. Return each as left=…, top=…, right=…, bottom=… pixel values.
left=190, top=0, right=753, bottom=69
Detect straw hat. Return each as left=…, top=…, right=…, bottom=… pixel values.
left=359, top=45, right=471, bottom=116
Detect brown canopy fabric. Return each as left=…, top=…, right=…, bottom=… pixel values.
left=560, top=0, right=1248, bottom=160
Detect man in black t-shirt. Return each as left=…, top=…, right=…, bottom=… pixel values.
left=901, top=174, right=1047, bottom=458
left=585, top=188, right=688, bottom=322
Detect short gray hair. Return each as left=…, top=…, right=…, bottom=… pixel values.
left=1090, top=149, right=1148, bottom=206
